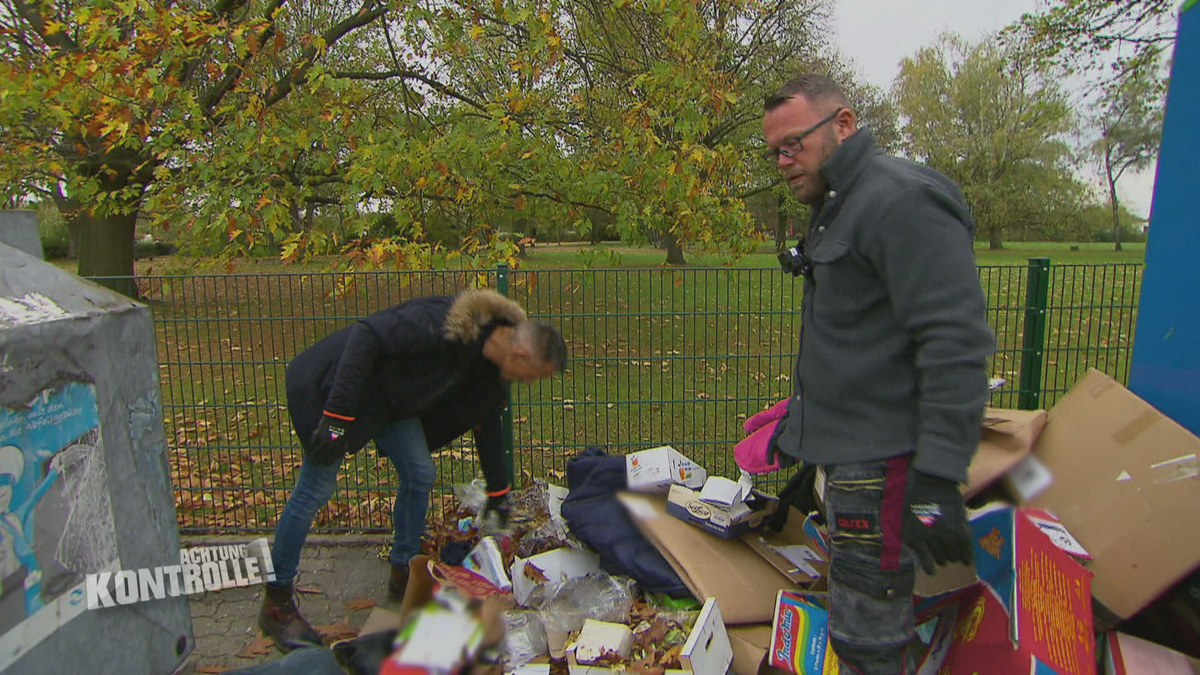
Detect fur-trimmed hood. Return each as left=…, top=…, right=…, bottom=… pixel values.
left=442, top=289, right=526, bottom=343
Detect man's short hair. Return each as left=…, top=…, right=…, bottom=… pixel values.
left=516, top=320, right=568, bottom=372
left=764, top=74, right=850, bottom=112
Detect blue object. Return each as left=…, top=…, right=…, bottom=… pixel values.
left=559, top=447, right=690, bottom=596
left=1128, top=4, right=1200, bottom=436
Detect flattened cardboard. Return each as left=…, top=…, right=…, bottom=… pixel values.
left=966, top=408, right=1048, bottom=498
left=1012, top=368, right=1200, bottom=620
left=618, top=492, right=814, bottom=624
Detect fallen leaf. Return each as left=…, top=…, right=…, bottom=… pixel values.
left=523, top=562, right=549, bottom=584
left=661, top=645, right=683, bottom=669
left=344, top=598, right=376, bottom=611
left=315, top=620, right=359, bottom=642
left=235, top=636, right=275, bottom=659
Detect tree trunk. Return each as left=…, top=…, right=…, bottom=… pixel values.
left=775, top=195, right=788, bottom=252
left=663, top=228, right=686, bottom=265
left=988, top=225, right=1003, bottom=250
left=77, top=211, right=139, bottom=298
left=67, top=220, right=82, bottom=259
left=52, top=192, right=82, bottom=259
left=1105, top=149, right=1123, bottom=252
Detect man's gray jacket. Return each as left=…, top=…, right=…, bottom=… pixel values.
left=775, top=129, right=995, bottom=483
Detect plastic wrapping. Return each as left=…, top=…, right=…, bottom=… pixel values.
left=501, top=610, right=549, bottom=668
left=508, top=480, right=550, bottom=520
left=516, top=519, right=571, bottom=559
left=534, top=572, right=637, bottom=634
left=455, top=478, right=488, bottom=515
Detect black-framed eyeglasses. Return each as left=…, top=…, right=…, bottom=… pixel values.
left=762, top=108, right=844, bottom=162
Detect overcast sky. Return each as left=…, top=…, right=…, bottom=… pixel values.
left=832, top=0, right=1160, bottom=219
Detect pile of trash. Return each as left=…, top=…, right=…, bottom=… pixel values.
left=347, top=475, right=711, bottom=675
left=345, top=368, right=1200, bottom=675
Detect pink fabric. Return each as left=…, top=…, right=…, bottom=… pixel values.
left=743, top=398, right=790, bottom=434
left=734, top=419, right=784, bottom=474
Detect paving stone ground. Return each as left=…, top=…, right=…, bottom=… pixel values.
left=173, top=537, right=398, bottom=674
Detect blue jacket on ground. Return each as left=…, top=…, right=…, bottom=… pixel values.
left=560, top=447, right=689, bottom=597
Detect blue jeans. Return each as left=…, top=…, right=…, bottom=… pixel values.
left=270, top=418, right=436, bottom=587
left=825, top=456, right=919, bottom=675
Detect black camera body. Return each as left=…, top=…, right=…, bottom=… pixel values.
left=778, top=238, right=811, bottom=277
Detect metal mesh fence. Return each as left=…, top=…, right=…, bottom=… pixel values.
left=108, top=261, right=1141, bottom=533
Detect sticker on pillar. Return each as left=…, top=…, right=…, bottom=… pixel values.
left=0, top=381, right=120, bottom=670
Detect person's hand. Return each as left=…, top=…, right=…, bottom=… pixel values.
left=902, top=470, right=974, bottom=575
left=308, top=414, right=350, bottom=466
left=481, top=493, right=511, bottom=531
left=767, top=463, right=819, bottom=531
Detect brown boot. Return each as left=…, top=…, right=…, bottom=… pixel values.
left=258, top=583, right=324, bottom=652
left=387, top=563, right=410, bottom=605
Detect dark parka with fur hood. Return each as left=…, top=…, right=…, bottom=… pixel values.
left=285, top=289, right=526, bottom=493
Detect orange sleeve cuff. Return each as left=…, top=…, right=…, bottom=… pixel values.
left=486, top=486, right=511, bottom=497
left=323, top=411, right=356, bottom=422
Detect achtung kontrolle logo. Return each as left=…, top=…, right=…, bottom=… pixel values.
left=85, top=538, right=274, bottom=609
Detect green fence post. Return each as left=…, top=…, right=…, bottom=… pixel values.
left=1018, top=257, right=1051, bottom=410
left=496, top=264, right=515, bottom=486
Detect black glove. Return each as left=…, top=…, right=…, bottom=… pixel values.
left=767, top=463, right=819, bottom=532
left=482, top=493, right=511, bottom=530
left=308, top=414, right=350, bottom=466
left=902, top=470, right=973, bottom=575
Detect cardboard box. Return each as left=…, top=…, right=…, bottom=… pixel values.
left=966, top=408, right=1049, bottom=498
left=918, top=504, right=1096, bottom=675
left=665, top=483, right=778, bottom=539
left=574, top=620, right=634, bottom=664
left=618, top=492, right=825, bottom=624
left=768, top=591, right=840, bottom=675
left=566, top=597, right=733, bottom=675
left=510, top=547, right=601, bottom=607
left=1006, top=368, right=1200, bottom=622
left=727, top=625, right=774, bottom=675
left=465, top=537, right=513, bottom=592
left=1104, top=632, right=1200, bottom=674
left=626, top=446, right=707, bottom=494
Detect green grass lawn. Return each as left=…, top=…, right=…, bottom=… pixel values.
left=107, top=243, right=1141, bottom=533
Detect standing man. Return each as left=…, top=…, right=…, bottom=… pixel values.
left=260, top=288, right=567, bottom=652
left=762, top=75, right=995, bottom=674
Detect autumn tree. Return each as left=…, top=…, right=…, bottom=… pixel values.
left=0, top=0, right=398, bottom=294
left=893, top=33, right=1082, bottom=249
left=1092, top=53, right=1165, bottom=251
left=1008, top=0, right=1179, bottom=85
left=1, top=0, right=882, bottom=285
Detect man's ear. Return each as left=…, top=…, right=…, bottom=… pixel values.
left=834, top=108, right=857, bottom=141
